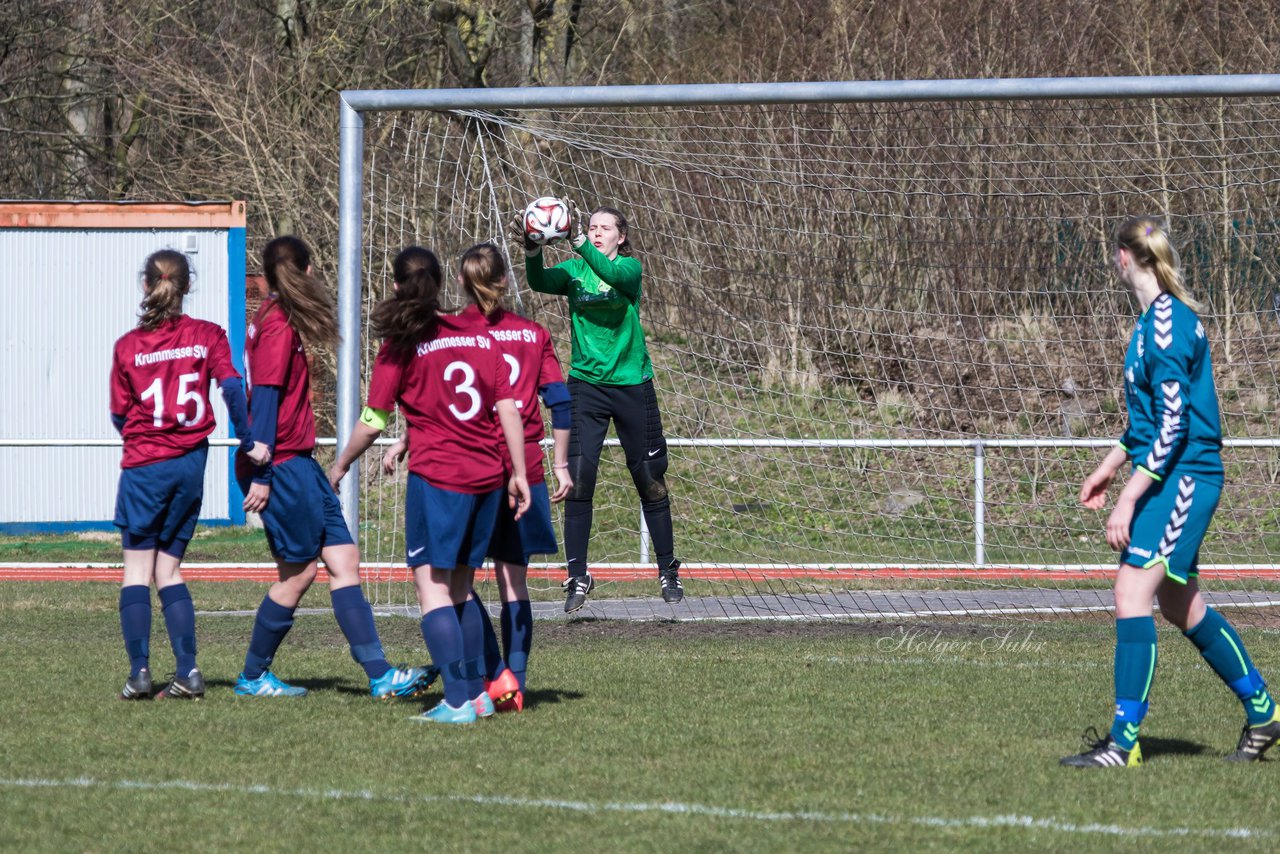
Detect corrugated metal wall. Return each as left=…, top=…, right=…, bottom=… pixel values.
left=0, top=227, right=236, bottom=529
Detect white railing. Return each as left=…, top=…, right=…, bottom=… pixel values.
left=9, top=436, right=1280, bottom=567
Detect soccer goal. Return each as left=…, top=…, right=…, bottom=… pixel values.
left=336, top=75, right=1280, bottom=622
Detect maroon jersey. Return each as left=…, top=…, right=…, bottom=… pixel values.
left=485, top=309, right=565, bottom=485
left=110, top=315, right=240, bottom=469
left=244, top=298, right=315, bottom=463
left=367, top=305, right=514, bottom=494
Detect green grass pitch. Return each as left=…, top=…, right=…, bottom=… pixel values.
left=2, top=582, right=1279, bottom=851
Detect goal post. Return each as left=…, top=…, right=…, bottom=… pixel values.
left=335, top=74, right=1280, bottom=620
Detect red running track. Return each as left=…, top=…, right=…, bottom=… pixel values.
left=5, top=564, right=1280, bottom=582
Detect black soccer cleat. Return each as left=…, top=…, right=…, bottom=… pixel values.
left=1060, top=727, right=1141, bottom=768
left=120, top=667, right=153, bottom=700
left=156, top=668, right=205, bottom=700
left=562, top=573, right=595, bottom=613
left=660, top=560, right=684, bottom=605
left=1225, top=716, right=1280, bottom=762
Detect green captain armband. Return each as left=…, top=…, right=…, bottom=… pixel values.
left=359, top=406, right=389, bottom=431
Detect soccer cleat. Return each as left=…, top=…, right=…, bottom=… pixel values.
left=370, top=665, right=437, bottom=700
left=156, top=668, right=205, bottom=700
left=1225, top=715, right=1280, bottom=762
left=234, top=670, right=308, bottom=698
left=562, top=573, right=595, bottom=613
left=473, top=692, right=496, bottom=718
left=1060, top=727, right=1142, bottom=768
left=413, top=699, right=477, bottom=724
left=495, top=690, right=525, bottom=713
left=660, top=560, right=684, bottom=604
left=120, top=667, right=153, bottom=700
left=485, top=668, right=520, bottom=706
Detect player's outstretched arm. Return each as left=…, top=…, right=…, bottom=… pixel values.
left=573, top=236, right=642, bottom=297
left=328, top=409, right=386, bottom=493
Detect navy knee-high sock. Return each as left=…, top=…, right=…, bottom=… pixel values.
left=119, top=585, right=151, bottom=677
left=420, top=606, right=467, bottom=707
left=501, top=599, right=533, bottom=692
left=331, top=586, right=390, bottom=679
left=456, top=597, right=486, bottom=699
left=473, top=593, right=505, bottom=682
left=158, top=584, right=197, bottom=678
left=243, top=595, right=296, bottom=679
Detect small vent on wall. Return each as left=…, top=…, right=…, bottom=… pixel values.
left=183, top=232, right=199, bottom=253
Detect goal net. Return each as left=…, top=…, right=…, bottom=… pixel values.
left=344, top=84, right=1280, bottom=622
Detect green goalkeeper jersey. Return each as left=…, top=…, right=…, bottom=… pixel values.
left=525, top=237, right=652, bottom=386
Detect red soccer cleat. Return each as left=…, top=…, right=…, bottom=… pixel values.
left=485, top=668, right=520, bottom=706
left=495, top=690, right=524, bottom=713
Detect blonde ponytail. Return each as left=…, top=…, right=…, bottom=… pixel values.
left=1114, top=216, right=1204, bottom=313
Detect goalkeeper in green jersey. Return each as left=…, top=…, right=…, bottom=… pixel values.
left=514, top=202, right=682, bottom=612
left=1061, top=216, right=1279, bottom=768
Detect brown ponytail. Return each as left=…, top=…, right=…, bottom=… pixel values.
left=459, top=242, right=508, bottom=318
left=262, top=236, right=340, bottom=352
left=138, top=249, right=191, bottom=330
left=371, top=246, right=444, bottom=357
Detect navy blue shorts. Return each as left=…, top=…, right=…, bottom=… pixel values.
left=487, top=479, right=558, bottom=566
left=405, top=474, right=503, bottom=570
left=114, top=446, right=208, bottom=555
left=238, top=455, right=353, bottom=564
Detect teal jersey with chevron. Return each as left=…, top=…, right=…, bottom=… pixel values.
left=1118, top=293, right=1224, bottom=484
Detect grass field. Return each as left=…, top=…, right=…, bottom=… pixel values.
left=3, top=582, right=1280, bottom=851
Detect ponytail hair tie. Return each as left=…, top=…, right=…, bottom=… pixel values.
left=158, top=273, right=171, bottom=281
left=1145, top=226, right=1153, bottom=236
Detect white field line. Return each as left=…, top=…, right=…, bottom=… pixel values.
left=802, top=654, right=1106, bottom=670
left=0, top=777, right=1266, bottom=839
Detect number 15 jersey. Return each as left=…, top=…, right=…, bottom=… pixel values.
left=366, top=304, right=514, bottom=494
left=110, top=315, right=240, bottom=468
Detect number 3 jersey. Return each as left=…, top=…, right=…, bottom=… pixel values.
left=110, top=315, right=241, bottom=468
left=1119, top=292, right=1224, bottom=484
left=366, top=304, right=515, bottom=494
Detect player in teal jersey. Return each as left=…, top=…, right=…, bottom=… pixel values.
left=517, top=203, right=683, bottom=612
left=1062, top=216, right=1280, bottom=767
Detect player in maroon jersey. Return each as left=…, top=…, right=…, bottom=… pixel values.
left=110, top=249, right=265, bottom=700
left=233, top=236, right=432, bottom=700
left=329, top=244, right=531, bottom=724
left=384, top=242, right=572, bottom=713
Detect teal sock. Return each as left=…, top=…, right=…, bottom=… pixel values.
left=1109, top=616, right=1156, bottom=750
left=1185, top=607, right=1275, bottom=726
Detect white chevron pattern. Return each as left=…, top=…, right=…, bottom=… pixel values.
left=1145, top=381, right=1182, bottom=472
left=1157, top=476, right=1196, bottom=557
left=1153, top=294, right=1174, bottom=350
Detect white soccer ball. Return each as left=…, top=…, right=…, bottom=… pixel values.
left=523, top=196, right=571, bottom=245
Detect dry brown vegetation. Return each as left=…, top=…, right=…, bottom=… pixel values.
left=6, top=1, right=1280, bottom=441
